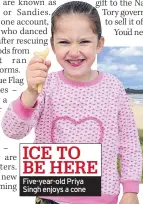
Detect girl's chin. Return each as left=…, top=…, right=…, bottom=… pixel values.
left=64, top=69, right=84, bottom=76
left=63, top=70, right=89, bottom=80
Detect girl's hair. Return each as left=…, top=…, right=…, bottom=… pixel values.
left=51, top=1, right=102, bottom=40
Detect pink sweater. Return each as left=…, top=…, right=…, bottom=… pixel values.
left=1, top=70, right=142, bottom=204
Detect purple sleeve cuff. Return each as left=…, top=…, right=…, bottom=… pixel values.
left=12, top=95, right=38, bottom=120
left=121, top=180, right=140, bottom=193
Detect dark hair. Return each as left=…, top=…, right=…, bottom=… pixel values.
left=51, top=1, right=102, bottom=40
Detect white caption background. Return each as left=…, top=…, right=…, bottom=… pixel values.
left=20, top=144, right=101, bottom=176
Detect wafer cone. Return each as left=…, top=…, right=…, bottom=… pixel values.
left=34, top=48, right=49, bottom=93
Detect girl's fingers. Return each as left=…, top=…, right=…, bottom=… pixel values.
left=29, top=77, right=46, bottom=85
left=29, top=63, right=48, bottom=71
left=45, top=60, right=51, bottom=68
left=30, top=70, right=47, bottom=78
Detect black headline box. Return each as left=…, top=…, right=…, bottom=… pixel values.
left=20, top=176, right=101, bottom=196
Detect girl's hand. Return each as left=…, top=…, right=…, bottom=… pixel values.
left=26, top=56, right=51, bottom=94
left=119, top=193, right=139, bottom=204
left=21, top=57, right=51, bottom=108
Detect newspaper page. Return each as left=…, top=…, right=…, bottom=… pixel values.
left=0, top=0, right=143, bottom=203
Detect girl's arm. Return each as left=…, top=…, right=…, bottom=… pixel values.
left=118, top=82, right=142, bottom=196
left=1, top=87, right=45, bottom=139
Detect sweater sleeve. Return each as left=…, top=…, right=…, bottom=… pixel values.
left=118, top=82, right=142, bottom=193
left=1, top=89, right=45, bottom=140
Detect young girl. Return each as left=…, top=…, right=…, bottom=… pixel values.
left=1, top=1, right=142, bottom=204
